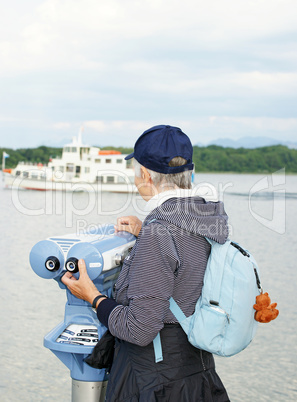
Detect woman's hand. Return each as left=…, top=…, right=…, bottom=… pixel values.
left=115, top=216, right=142, bottom=237
left=61, top=259, right=100, bottom=305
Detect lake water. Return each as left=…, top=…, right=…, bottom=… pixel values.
left=0, top=171, right=296, bottom=401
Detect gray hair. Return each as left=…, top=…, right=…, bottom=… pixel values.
left=133, top=157, right=193, bottom=189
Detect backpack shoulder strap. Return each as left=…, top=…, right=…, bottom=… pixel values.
left=169, top=297, right=187, bottom=322
left=152, top=297, right=187, bottom=363
left=152, top=333, right=163, bottom=363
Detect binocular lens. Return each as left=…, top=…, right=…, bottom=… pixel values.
left=45, top=256, right=60, bottom=272
left=65, top=257, right=79, bottom=273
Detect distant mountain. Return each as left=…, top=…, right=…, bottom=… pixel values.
left=42, top=137, right=72, bottom=148
left=200, top=136, right=297, bottom=149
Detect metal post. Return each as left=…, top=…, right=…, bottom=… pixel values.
left=72, top=380, right=108, bottom=402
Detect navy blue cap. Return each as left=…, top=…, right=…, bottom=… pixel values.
left=125, top=125, right=194, bottom=174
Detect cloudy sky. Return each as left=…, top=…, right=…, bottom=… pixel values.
left=0, top=0, right=296, bottom=149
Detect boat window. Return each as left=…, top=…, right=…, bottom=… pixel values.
left=59, top=166, right=64, bottom=172
left=71, top=147, right=77, bottom=153
left=16, top=171, right=21, bottom=176
left=95, top=159, right=101, bottom=163
left=116, top=159, right=123, bottom=164
left=23, top=171, right=29, bottom=178
left=66, top=164, right=74, bottom=172
left=107, top=176, right=114, bottom=183
left=76, top=166, right=81, bottom=173
left=31, top=173, right=38, bottom=179
left=105, top=159, right=112, bottom=163
left=85, top=167, right=90, bottom=173
left=64, top=147, right=70, bottom=152
left=126, top=160, right=133, bottom=168
left=96, top=176, right=103, bottom=183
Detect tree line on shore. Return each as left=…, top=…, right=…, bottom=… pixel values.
left=1, top=144, right=296, bottom=173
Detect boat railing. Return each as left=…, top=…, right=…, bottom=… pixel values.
left=18, top=161, right=48, bottom=167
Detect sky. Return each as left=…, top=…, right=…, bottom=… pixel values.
left=0, top=0, right=297, bottom=149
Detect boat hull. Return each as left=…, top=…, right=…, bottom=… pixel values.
left=3, top=173, right=136, bottom=193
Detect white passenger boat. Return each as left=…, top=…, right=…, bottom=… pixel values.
left=3, top=129, right=135, bottom=193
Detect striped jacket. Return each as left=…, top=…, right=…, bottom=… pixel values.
left=97, top=196, right=229, bottom=346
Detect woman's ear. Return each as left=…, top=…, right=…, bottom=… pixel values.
left=141, top=166, right=151, bottom=183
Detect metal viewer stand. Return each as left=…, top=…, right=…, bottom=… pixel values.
left=29, top=224, right=136, bottom=401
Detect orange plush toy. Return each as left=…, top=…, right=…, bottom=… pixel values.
left=253, top=292, right=279, bottom=323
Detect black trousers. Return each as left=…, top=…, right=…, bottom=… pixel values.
left=106, top=324, right=230, bottom=402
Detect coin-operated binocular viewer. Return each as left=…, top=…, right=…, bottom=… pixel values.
left=29, top=224, right=136, bottom=402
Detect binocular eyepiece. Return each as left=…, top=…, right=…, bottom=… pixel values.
left=65, top=257, right=79, bottom=273
left=45, top=256, right=79, bottom=274
left=45, top=256, right=60, bottom=272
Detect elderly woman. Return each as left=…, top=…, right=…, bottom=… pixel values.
left=62, top=125, right=230, bottom=401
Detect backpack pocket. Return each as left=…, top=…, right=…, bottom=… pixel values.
left=185, top=303, right=229, bottom=355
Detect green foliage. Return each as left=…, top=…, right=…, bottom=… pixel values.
left=0, top=146, right=62, bottom=169
left=1, top=144, right=297, bottom=173
left=192, top=144, right=297, bottom=173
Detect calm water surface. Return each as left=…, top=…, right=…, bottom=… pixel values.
left=0, top=172, right=296, bottom=401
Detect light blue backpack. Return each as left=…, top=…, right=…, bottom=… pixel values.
left=153, top=237, right=263, bottom=361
